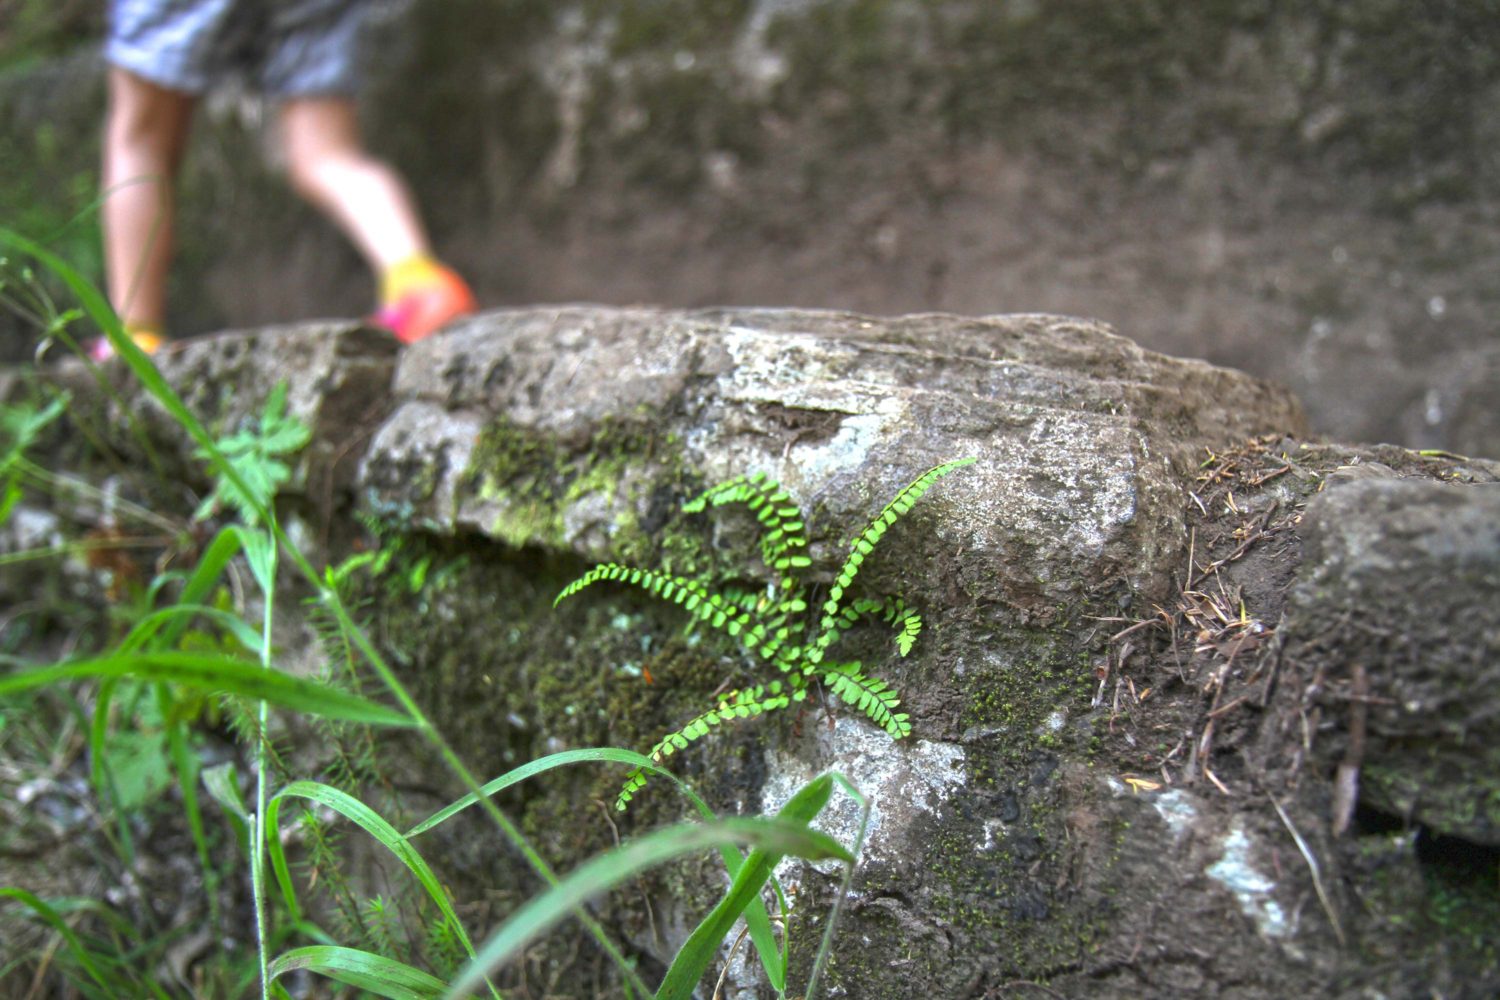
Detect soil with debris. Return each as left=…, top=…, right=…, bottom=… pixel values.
left=1075, top=435, right=1500, bottom=998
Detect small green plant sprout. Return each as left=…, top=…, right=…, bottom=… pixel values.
left=193, top=380, right=310, bottom=523
left=555, top=457, right=976, bottom=809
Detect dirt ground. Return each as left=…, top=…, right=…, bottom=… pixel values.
left=4, top=5, right=1497, bottom=460
left=187, top=117, right=1500, bottom=464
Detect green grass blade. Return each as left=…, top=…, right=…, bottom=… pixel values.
left=656, top=774, right=835, bottom=1000
left=405, top=747, right=717, bottom=837
left=155, top=681, right=219, bottom=932
left=84, top=676, right=135, bottom=865
left=405, top=747, right=788, bottom=992
left=0, top=887, right=115, bottom=994
left=118, top=603, right=264, bottom=657
left=34, top=895, right=145, bottom=944
left=166, top=526, right=245, bottom=627
left=267, top=946, right=447, bottom=1000
left=0, top=651, right=415, bottom=727
left=803, top=774, right=870, bottom=1000
left=201, top=761, right=251, bottom=852
left=114, top=525, right=252, bottom=656
left=446, top=816, right=852, bottom=999
left=265, top=781, right=496, bottom=998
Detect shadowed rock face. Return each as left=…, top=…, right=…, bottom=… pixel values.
left=1288, top=476, right=1500, bottom=847
left=25, top=309, right=1500, bottom=996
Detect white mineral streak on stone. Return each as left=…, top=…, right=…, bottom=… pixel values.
left=1151, top=789, right=1198, bottom=841
left=942, top=413, right=1139, bottom=581
left=733, top=0, right=806, bottom=96
left=760, top=715, right=966, bottom=878
left=719, top=718, right=965, bottom=998
left=793, top=412, right=889, bottom=480
left=1207, top=821, right=1288, bottom=938
left=715, top=327, right=909, bottom=479
left=1022, top=411, right=1139, bottom=558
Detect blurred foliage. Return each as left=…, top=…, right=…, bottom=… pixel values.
left=0, top=0, right=101, bottom=74
left=0, top=0, right=105, bottom=362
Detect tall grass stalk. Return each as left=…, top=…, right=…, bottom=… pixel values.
left=1, top=228, right=870, bottom=997
left=0, top=226, right=653, bottom=991
left=252, top=535, right=277, bottom=998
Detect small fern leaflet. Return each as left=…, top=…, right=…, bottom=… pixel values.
left=614, top=681, right=800, bottom=810
left=821, top=662, right=910, bottom=738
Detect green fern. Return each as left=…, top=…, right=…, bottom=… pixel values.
left=555, top=457, right=975, bottom=809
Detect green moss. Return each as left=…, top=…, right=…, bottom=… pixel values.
left=789, top=771, right=1121, bottom=996
left=1355, top=831, right=1500, bottom=973
left=460, top=414, right=684, bottom=560
left=961, top=619, right=1095, bottom=773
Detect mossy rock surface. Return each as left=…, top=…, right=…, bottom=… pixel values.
left=348, top=305, right=1315, bottom=994
left=18, top=309, right=1500, bottom=995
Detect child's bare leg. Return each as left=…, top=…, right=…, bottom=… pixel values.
left=281, top=95, right=474, bottom=342
left=101, top=67, right=196, bottom=333
left=280, top=96, right=428, bottom=270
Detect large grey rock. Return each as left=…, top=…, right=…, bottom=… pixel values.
left=1286, top=475, right=1500, bottom=845
left=362, top=307, right=1303, bottom=616
left=19, top=308, right=1499, bottom=995
left=351, top=306, right=1307, bottom=994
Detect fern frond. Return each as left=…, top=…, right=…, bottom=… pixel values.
left=813, top=457, right=974, bottom=656
left=869, top=595, right=922, bottom=656
left=615, top=681, right=796, bottom=810
left=718, top=583, right=765, bottom=614
left=557, top=562, right=792, bottom=662
left=894, top=609, right=922, bottom=656
left=809, top=595, right=923, bottom=660
left=821, top=663, right=911, bottom=739
left=561, top=461, right=975, bottom=810
left=683, top=471, right=813, bottom=577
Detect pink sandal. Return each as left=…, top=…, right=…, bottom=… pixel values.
left=371, top=267, right=476, bottom=344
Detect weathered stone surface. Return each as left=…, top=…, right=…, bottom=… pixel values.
left=363, top=307, right=1304, bottom=614
left=351, top=306, right=1309, bottom=994
left=25, top=309, right=1500, bottom=996
left=1286, top=475, right=1500, bottom=846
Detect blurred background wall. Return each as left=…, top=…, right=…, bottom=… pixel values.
left=2, top=0, right=1498, bottom=456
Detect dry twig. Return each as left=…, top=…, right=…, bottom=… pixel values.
left=1267, top=790, right=1346, bottom=947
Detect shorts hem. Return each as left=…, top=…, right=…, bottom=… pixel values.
left=105, top=39, right=212, bottom=95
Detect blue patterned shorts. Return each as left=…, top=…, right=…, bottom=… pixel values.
left=106, top=0, right=373, bottom=96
